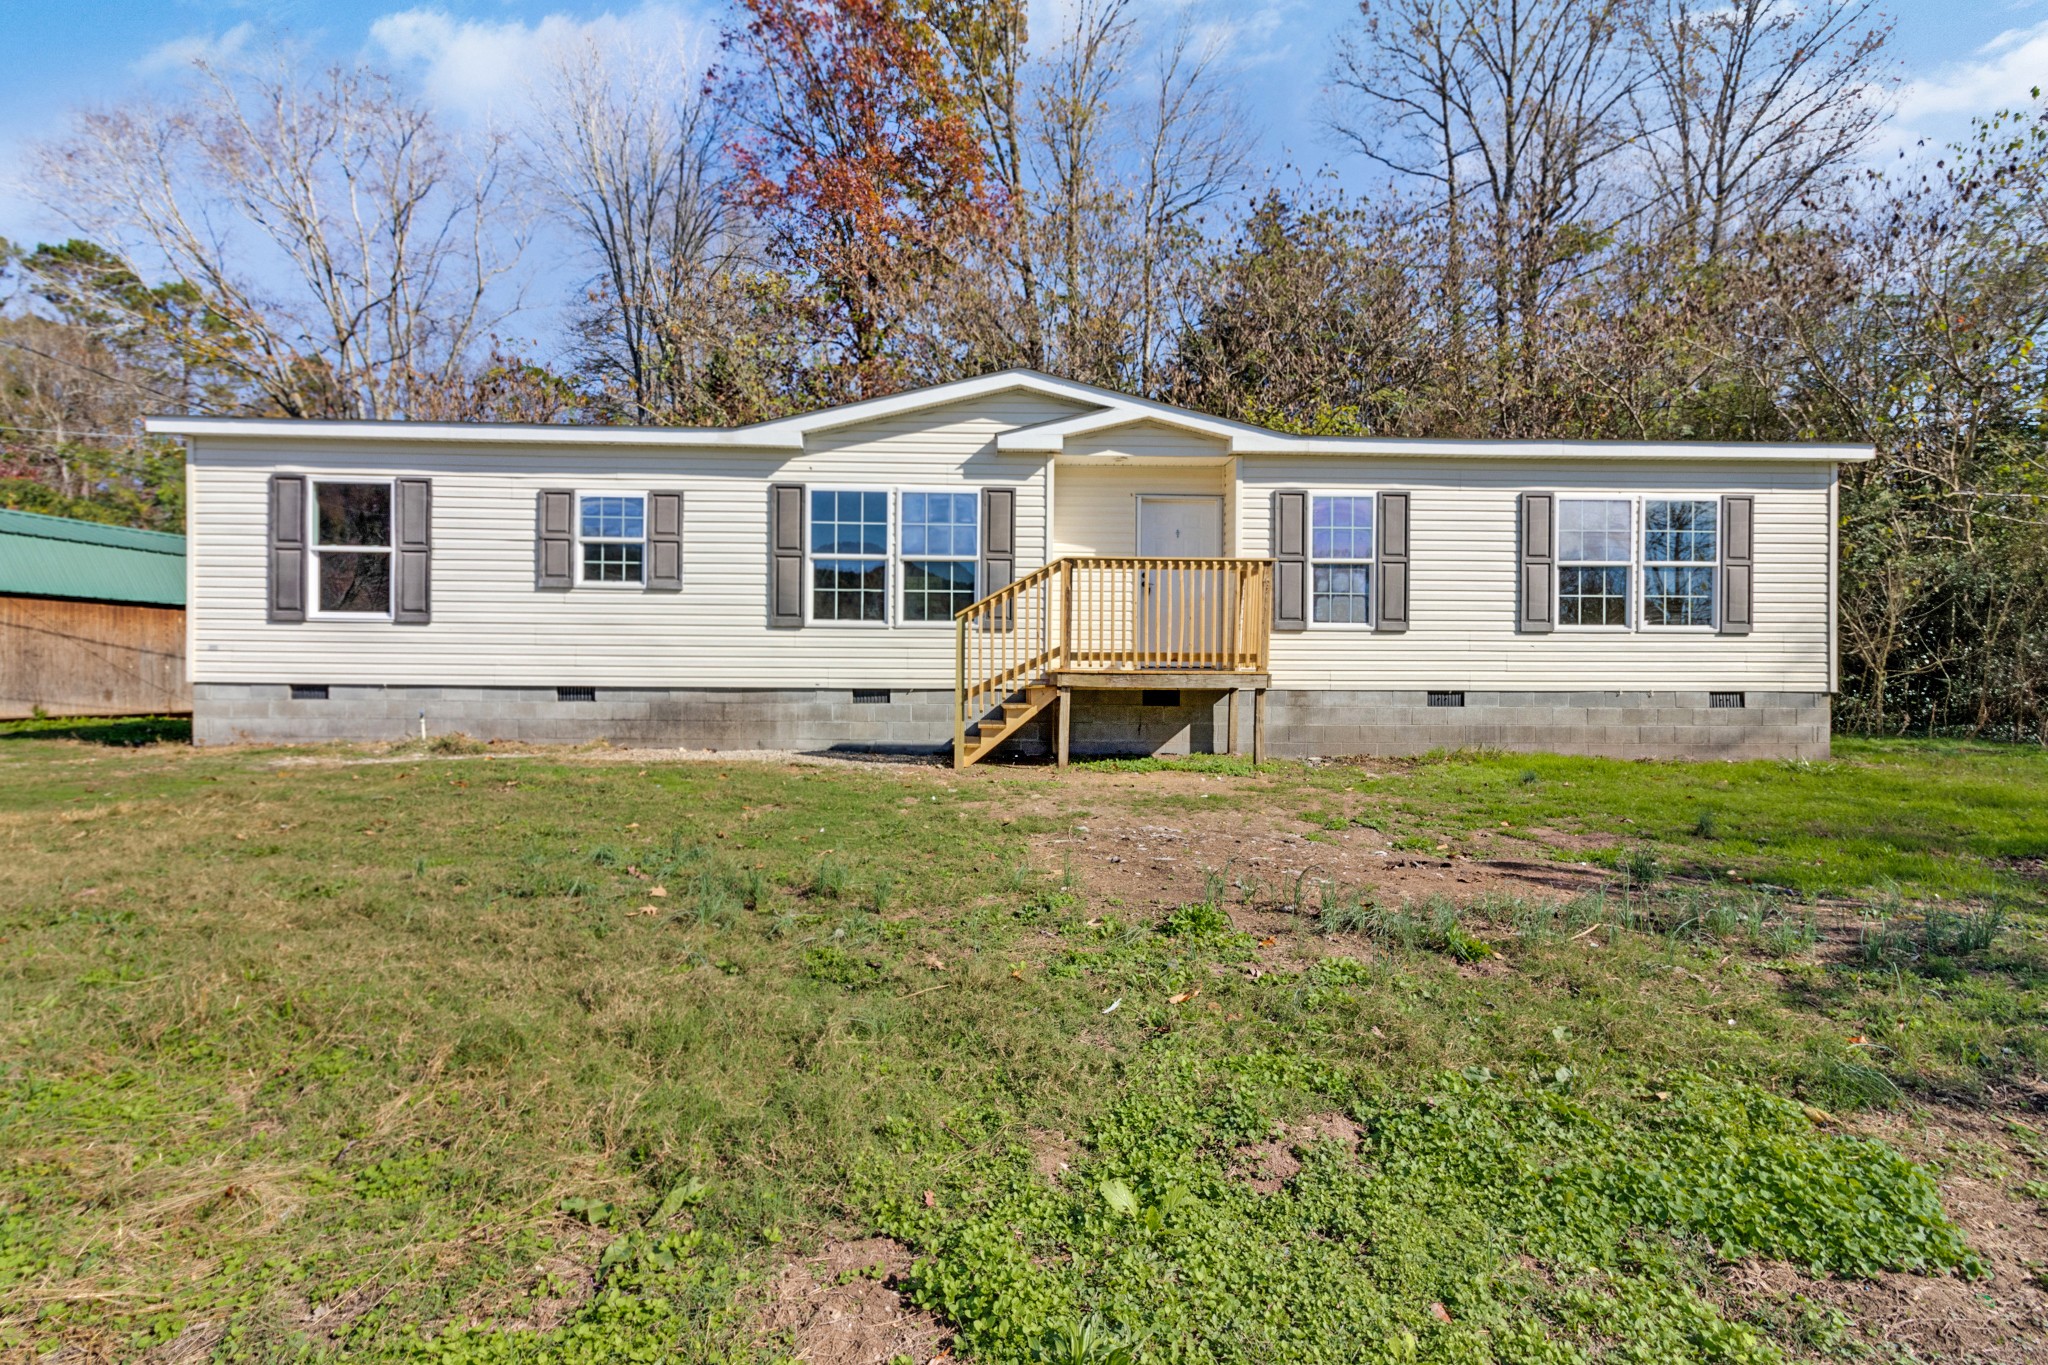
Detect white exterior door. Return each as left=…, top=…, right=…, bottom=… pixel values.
left=1136, top=497, right=1225, bottom=663
left=1138, top=496, right=1224, bottom=557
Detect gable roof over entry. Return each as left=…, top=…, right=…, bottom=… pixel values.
left=146, top=369, right=1874, bottom=464
left=0, top=508, right=187, bottom=606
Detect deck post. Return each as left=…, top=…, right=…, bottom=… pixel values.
left=1227, top=688, right=1242, bottom=756
left=1060, top=561, right=1075, bottom=670
left=1252, top=687, right=1267, bottom=765
left=1056, top=686, right=1072, bottom=768
left=954, top=616, right=968, bottom=769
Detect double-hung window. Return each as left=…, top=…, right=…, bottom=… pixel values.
left=312, top=480, right=392, bottom=615
left=1310, top=494, right=1374, bottom=624
left=900, top=492, right=978, bottom=623
left=1556, top=498, right=1632, bottom=626
left=579, top=494, right=646, bottom=584
left=1642, top=498, right=1717, bottom=626
left=811, top=490, right=890, bottom=622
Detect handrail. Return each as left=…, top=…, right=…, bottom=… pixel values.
left=954, top=556, right=1274, bottom=760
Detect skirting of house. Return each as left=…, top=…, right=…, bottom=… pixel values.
left=190, top=683, right=1830, bottom=761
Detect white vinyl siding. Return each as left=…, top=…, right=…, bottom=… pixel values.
left=1240, top=457, right=1833, bottom=690
left=184, top=393, right=1075, bottom=689
left=1051, top=428, right=1233, bottom=556
left=184, top=391, right=1836, bottom=695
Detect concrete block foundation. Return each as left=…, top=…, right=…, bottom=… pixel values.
left=192, top=684, right=1831, bottom=761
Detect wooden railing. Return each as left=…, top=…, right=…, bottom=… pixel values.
left=954, top=557, right=1273, bottom=757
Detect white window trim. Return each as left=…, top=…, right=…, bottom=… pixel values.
left=805, top=485, right=896, bottom=628
left=1306, top=489, right=1377, bottom=631
left=574, top=490, right=652, bottom=589
left=306, top=476, right=394, bottom=621
left=1639, top=494, right=1721, bottom=631
left=1554, top=493, right=1638, bottom=632
left=896, top=487, right=980, bottom=629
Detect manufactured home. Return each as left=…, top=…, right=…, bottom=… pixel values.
left=145, top=371, right=1865, bottom=763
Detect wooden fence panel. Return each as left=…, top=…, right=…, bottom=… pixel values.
left=0, top=596, right=190, bottom=718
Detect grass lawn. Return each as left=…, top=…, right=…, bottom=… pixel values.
left=1, top=723, right=2043, bottom=1364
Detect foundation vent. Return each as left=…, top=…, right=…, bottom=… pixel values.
left=557, top=687, right=597, bottom=702
left=852, top=689, right=891, bottom=704
left=1710, top=691, right=1746, bottom=709
left=290, top=684, right=329, bottom=701
left=1427, top=691, right=1465, bottom=708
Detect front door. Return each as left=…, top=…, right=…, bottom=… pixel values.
left=1136, top=497, right=1225, bottom=664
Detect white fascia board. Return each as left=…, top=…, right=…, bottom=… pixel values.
left=760, top=369, right=1111, bottom=437
left=1228, top=438, right=1875, bottom=462
left=145, top=415, right=805, bottom=450
left=997, top=405, right=1242, bottom=451
left=144, top=370, right=1104, bottom=449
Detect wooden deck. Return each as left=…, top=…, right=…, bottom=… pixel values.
left=953, top=557, right=1274, bottom=768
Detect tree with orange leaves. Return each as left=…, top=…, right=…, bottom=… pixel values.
left=715, top=0, right=999, bottom=399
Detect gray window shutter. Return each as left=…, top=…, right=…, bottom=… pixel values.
left=1720, top=494, right=1753, bottom=635
left=647, top=490, right=684, bottom=591
left=769, top=483, right=805, bottom=628
left=1518, top=492, right=1554, bottom=634
left=1272, top=489, right=1308, bottom=632
left=1376, top=491, right=1409, bottom=633
left=393, top=477, right=432, bottom=624
left=537, top=490, right=574, bottom=589
left=267, top=473, right=306, bottom=623
left=980, top=487, right=1014, bottom=599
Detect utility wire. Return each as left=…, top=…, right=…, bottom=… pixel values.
left=0, top=335, right=192, bottom=405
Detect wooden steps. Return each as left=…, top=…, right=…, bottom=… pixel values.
left=954, top=683, right=1059, bottom=768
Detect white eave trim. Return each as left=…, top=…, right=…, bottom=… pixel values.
left=998, top=406, right=1242, bottom=451
left=144, top=368, right=1876, bottom=463
left=1229, top=436, right=1876, bottom=462
left=144, top=415, right=808, bottom=450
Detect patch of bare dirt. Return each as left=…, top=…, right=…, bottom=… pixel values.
left=1029, top=1128, right=1077, bottom=1183
left=1231, top=1112, right=1364, bottom=1195
left=758, top=1236, right=949, bottom=1365
left=1725, top=1105, right=2048, bottom=1364
left=1028, top=807, right=1607, bottom=932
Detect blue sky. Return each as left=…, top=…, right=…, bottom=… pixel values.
left=3, top=0, right=2045, bottom=350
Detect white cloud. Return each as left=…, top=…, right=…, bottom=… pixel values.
left=1895, top=17, right=2048, bottom=124
left=367, top=5, right=718, bottom=123
left=133, top=22, right=255, bottom=76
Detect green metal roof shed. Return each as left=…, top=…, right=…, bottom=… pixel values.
left=0, top=508, right=186, bottom=607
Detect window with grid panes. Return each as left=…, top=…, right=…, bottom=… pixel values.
left=1642, top=498, right=1718, bottom=626
left=1310, top=495, right=1374, bottom=624
left=810, top=490, right=890, bottom=622
left=1556, top=498, right=1632, bottom=626
left=899, top=491, right=978, bottom=622
left=578, top=494, right=646, bottom=584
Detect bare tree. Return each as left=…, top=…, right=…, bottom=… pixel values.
left=1130, top=21, right=1253, bottom=392
left=33, top=61, right=516, bottom=420
left=1631, top=0, right=1894, bottom=258
left=930, top=0, right=1042, bottom=368
left=1031, top=0, right=1139, bottom=382
left=1326, top=0, right=1638, bottom=426
left=523, top=33, right=734, bottom=422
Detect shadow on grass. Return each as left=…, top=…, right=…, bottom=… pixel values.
left=0, top=715, right=191, bottom=746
